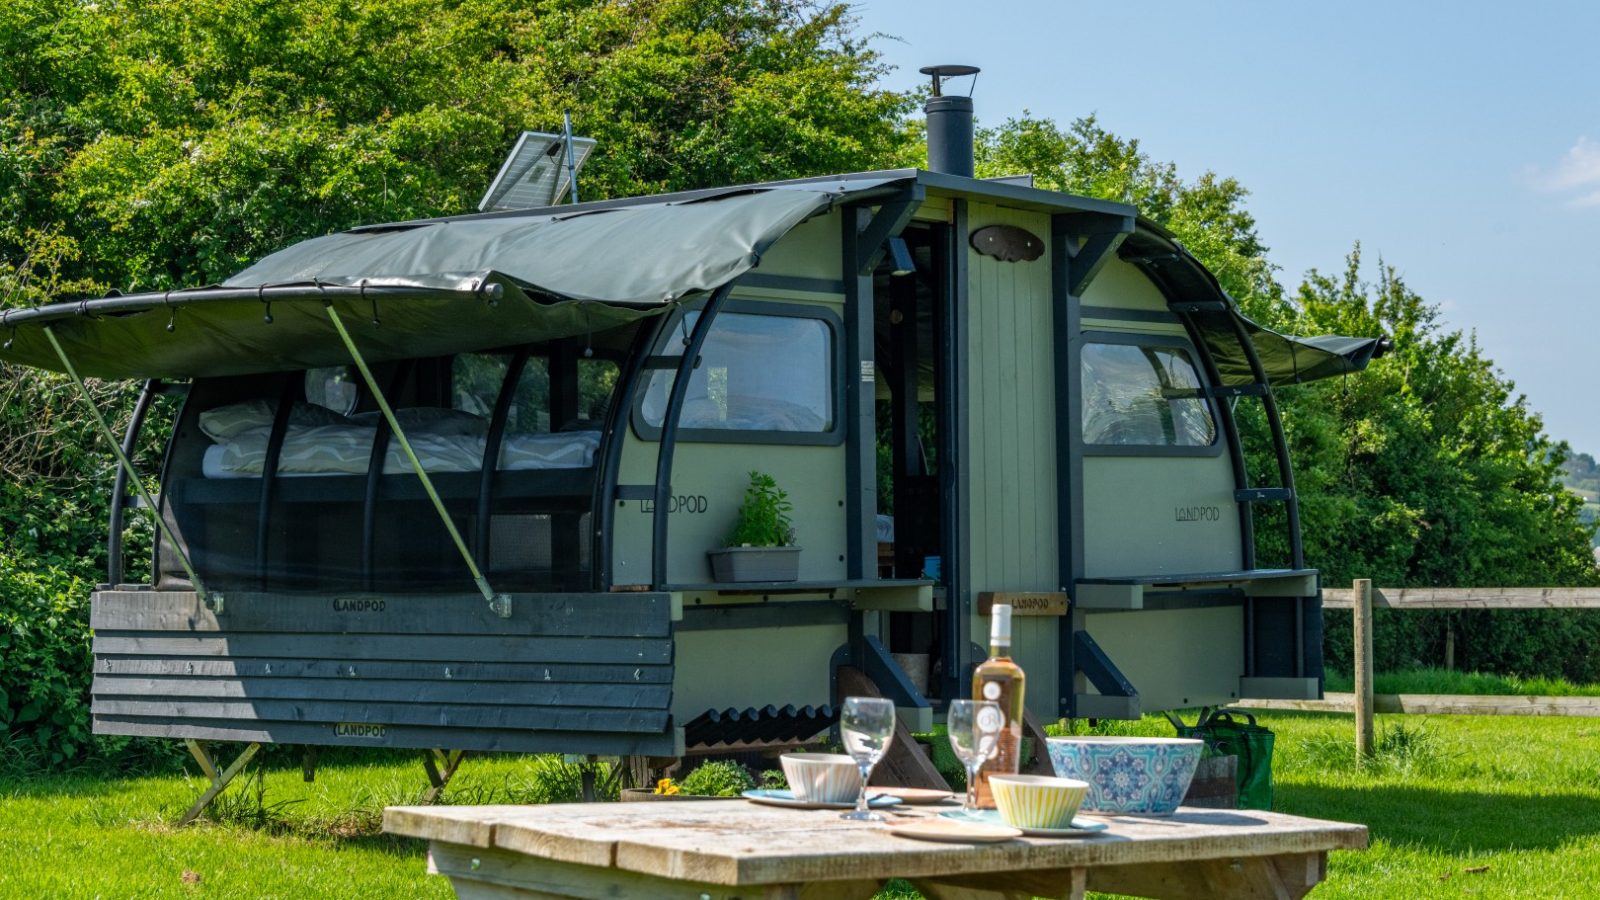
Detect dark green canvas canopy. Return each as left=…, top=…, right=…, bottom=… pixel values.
left=1117, top=224, right=1386, bottom=387
left=0, top=178, right=908, bottom=379
left=0, top=168, right=1381, bottom=384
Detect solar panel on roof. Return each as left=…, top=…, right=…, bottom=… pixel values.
left=478, top=130, right=597, bottom=212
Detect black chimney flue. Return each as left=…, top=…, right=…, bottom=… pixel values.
left=921, top=64, right=980, bottom=178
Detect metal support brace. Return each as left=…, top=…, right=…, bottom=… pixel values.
left=852, top=189, right=924, bottom=274
left=179, top=739, right=262, bottom=826
left=42, top=326, right=214, bottom=608
left=324, top=304, right=512, bottom=617
left=1057, top=212, right=1136, bottom=296
left=419, top=749, right=467, bottom=804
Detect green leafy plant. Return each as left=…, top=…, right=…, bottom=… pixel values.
left=678, top=760, right=755, bottom=797
left=725, top=471, right=796, bottom=547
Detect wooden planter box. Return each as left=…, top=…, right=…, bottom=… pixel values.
left=707, top=546, right=801, bottom=583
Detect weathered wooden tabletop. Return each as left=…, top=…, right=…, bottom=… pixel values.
left=384, top=800, right=1368, bottom=900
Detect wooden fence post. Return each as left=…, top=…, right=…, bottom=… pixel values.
left=1354, top=578, right=1375, bottom=761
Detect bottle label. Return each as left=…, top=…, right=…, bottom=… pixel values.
left=971, top=660, right=1025, bottom=809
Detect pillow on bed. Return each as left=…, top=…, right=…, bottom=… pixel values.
left=199, top=399, right=351, bottom=441
left=350, top=407, right=489, bottom=437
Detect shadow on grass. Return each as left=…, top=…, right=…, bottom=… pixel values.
left=1279, top=783, right=1600, bottom=853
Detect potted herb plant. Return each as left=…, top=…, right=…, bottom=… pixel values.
left=708, top=470, right=801, bottom=582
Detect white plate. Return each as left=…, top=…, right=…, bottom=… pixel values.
left=940, top=809, right=1110, bottom=837
left=741, top=789, right=901, bottom=810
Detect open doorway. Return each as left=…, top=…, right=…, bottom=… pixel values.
left=873, top=221, right=955, bottom=698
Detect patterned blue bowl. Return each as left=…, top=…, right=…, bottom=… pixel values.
left=1045, top=736, right=1205, bottom=816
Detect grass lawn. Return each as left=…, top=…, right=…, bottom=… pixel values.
left=3, top=712, right=1598, bottom=898
left=1322, top=666, right=1600, bottom=697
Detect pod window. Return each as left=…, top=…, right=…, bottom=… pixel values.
left=638, top=308, right=838, bottom=443
left=1082, top=341, right=1217, bottom=449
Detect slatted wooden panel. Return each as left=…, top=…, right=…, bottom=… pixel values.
left=90, top=590, right=680, bottom=756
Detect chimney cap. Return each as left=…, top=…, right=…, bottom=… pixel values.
left=919, top=64, right=980, bottom=96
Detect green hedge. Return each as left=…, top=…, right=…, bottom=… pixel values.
left=1323, top=607, right=1600, bottom=684
left=0, top=557, right=94, bottom=768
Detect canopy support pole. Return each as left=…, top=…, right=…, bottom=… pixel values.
left=325, top=303, right=511, bottom=617
left=42, top=326, right=212, bottom=608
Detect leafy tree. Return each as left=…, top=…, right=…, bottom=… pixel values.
left=970, top=114, right=1600, bottom=680
left=4, top=0, right=912, bottom=290
left=0, top=0, right=910, bottom=769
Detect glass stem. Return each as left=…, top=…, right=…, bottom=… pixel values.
left=855, top=764, right=872, bottom=816
left=965, top=763, right=980, bottom=813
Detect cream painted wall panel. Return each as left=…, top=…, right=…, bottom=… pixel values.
left=749, top=213, right=841, bottom=280
left=1085, top=607, right=1244, bottom=711
left=674, top=623, right=846, bottom=717
left=1081, top=455, right=1242, bottom=577
left=1078, top=257, right=1170, bottom=312
left=962, top=203, right=1060, bottom=720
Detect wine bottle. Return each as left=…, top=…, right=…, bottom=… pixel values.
left=970, top=603, right=1025, bottom=808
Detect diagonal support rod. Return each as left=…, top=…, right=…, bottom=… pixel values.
left=324, top=303, right=511, bottom=617
left=179, top=740, right=262, bottom=826
left=42, top=326, right=211, bottom=605
left=419, top=749, right=467, bottom=804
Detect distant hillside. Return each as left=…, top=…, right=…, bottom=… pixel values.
left=1563, top=451, right=1600, bottom=548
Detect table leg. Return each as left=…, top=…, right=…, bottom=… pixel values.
left=912, top=867, right=1087, bottom=900
left=1085, top=851, right=1327, bottom=900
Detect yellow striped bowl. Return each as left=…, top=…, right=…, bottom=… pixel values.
left=989, top=774, right=1089, bottom=830
left=779, top=753, right=862, bottom=804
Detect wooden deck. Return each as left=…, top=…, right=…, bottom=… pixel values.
left=385, top=799, right=1368, bottom=899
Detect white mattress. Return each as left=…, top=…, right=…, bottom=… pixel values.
left=203, top=426, right=600, bottom=478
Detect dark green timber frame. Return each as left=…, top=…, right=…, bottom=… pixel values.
left=1052, top=211, right=1137, bottom=718
left=937, top=198, right=972, bottom=706
left=1051, top=232, right=1322, bottom=714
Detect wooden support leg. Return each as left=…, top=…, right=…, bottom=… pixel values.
left=837, top=665, right=950, bottom=791
left=420, top=749, right=467, bottom=805
left=179, top=740, right=262, bottom=826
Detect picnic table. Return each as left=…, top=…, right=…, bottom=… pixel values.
left=384, top=799, right=1368, bottom=900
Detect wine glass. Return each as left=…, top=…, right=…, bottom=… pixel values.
left=839, top=696, right=897, bottom=821
left=947, top=699, right=1003, bottom=817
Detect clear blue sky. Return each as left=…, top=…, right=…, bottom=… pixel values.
left=852, top=0, right=1599, bottom=456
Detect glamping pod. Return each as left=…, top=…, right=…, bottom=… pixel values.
left=1, top=76, right=1383, bottom=794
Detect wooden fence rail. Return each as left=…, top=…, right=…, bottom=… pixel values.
left=1237, top=581, right=1600, bottom=763
left=1321, top=586, right=1600, bottom=609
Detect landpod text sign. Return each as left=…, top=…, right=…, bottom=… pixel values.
left=977, top=592, right=1068, bottom=616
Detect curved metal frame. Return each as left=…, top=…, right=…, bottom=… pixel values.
left=107, top=378, right=161, bottom=587
left=361, top=360, right=415, bottom=589
left=593, top=328, right=655, bottom=590
left=650, top=285, right=735, bottom=588
left=1169, top=308, right=1258, bottom=567
left=254, top=378, right=299, bottom=585
left=474, top=347, right=533, bottom=570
